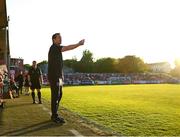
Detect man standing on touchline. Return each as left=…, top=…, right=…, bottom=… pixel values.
left=48, top=33, right=85, bottom=123
left=28, top=61, right=43, bottom=104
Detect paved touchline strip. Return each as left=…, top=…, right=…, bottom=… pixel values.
left=40, top=104, right=84, bottom=136
left=42, top=106, right=48, bottom=111
left=40, top=105, right=51, bottom=115
left=41, top=105, right=51, bottom=116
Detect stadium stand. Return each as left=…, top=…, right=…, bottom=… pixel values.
left=41, top=72, right=180, bottom=86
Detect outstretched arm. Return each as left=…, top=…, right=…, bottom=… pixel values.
left=61, top=39, right=85, bottom=52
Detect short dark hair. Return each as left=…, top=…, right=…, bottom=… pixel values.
left=32, top=60, right=36, bottom=64
left=52, top=33, right=60, bottom=40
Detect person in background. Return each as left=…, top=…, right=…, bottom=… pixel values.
left=16, top=71, right=24, bottom=95
left=24, top=72, right=30, bottom=95
left=28, top=61, right=43, bottom=104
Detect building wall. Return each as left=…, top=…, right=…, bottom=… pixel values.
left=148, top=62, right=172, bottom=73
left=0, top=0, right=10, bottom=69
left=0, top=0, right=8, bottom=28
left=0, top=29, right=8, bottom=65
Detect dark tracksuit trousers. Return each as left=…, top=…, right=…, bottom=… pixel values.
left=50, top=80, right=63, bottom=118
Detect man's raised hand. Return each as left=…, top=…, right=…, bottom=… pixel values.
left=78, top=39, right=85, bottom=46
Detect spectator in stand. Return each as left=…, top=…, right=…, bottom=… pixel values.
left=0, top=73, right=4, bottom=107
left=0, top=72, right=4, bottom=96
left=9, top=75, right=19, bottom=98
left=0, top=72, right=3, bottom=91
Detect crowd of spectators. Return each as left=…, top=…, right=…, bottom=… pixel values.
left=0, top=66, right=30, bottom=104
left=0, top=66, right=8, bottom=108
left=62, top=72, right=180, bottom=85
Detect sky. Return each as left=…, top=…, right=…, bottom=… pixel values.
left=6, top=0, right=180, bottom=67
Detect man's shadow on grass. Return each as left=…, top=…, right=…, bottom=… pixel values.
left=0, top=120, right=64, bottom=136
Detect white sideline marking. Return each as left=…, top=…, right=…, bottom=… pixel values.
left=69, top=129, right=84, bottom=137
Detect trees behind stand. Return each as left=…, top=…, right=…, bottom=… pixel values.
left=28, top=49, right=180, bottom=78
left=64, top=49, right=148, bottom=73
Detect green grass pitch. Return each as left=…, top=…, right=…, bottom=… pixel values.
left=42, top=84, right=180, bottom=136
